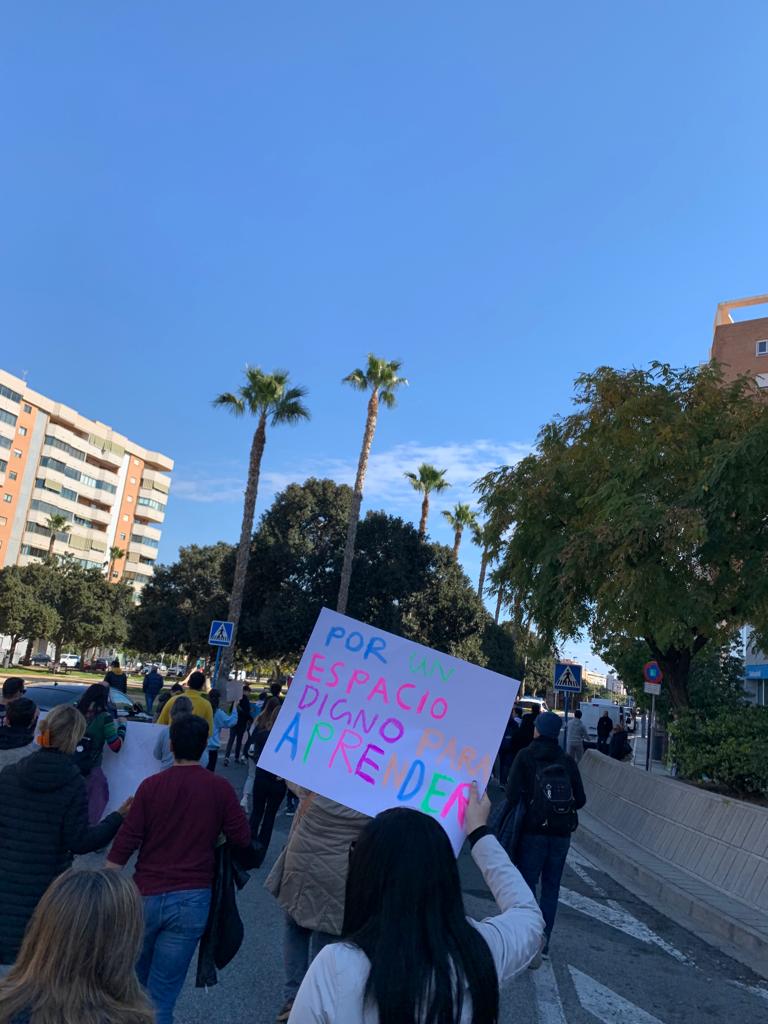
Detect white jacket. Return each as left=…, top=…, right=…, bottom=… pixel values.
left=288, top=834, right=544, bottom=1023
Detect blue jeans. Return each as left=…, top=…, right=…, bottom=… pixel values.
left=137, top=888, right=211, bottom=1024
left=516, top=833, right=571, bottom=949
left=283, top=913, right=335, bottom=1002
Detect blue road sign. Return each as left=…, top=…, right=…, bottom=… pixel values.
left=554, top=662, right=582, bottom=692
left=208, top=620, right=234, bottom=647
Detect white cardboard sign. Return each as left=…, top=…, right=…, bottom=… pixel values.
left=102, top=720, right=165, bottom=814
left=258, top=608, right=519, bottom=852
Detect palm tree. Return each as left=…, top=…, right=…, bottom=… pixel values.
left=441, top=502, right=477, bottom=560
left=214, top=367, right=310, bottom=680
left=337, top=355, right=408, bottom=614
left=471, top=519, right=495, bottom=598
left=45, top=514, right=70, bottom=559
left=404, top=464, right=450, bottom=540
left=107, top=546, right=126, bottom=578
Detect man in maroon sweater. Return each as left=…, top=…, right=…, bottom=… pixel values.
left=107, top=714, right=251, bottom=1024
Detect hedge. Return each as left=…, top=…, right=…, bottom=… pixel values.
left=669, top=705, right=768, bottom=797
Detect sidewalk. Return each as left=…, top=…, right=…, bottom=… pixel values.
left=628, top=733, right=674, bottom=777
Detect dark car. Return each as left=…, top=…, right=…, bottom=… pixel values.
left=25, top=683, right=150, bottom=720
left=87, top=658, right=109, bottom=673
left=29, top=653, right=53, bottom=666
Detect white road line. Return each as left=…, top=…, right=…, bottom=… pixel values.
left=566, top=855, right=608, bottom=897
left=558, top=887, right=693, bottom=965
left=569, top=966, right=668, bottom=1024
left=731, top=980, right=768, bottom=1004
left=530, top=959, right=567, bottom=1024
left=567, top=847, right=600, bottom=871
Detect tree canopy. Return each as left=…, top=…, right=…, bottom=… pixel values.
left=476, top=362, right=768, bottom=709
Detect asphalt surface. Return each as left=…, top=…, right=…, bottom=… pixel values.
left=81, top=759, right=768, bottom=1024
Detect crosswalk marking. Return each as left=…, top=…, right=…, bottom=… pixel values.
left=530, top=959, right=567, bottom=1024
left=558, top=887, right=693, bottom=964
left=569, top=966, right=668, bottom=1024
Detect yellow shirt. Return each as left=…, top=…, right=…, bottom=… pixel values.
left=157, top=689, right=213, bottom=735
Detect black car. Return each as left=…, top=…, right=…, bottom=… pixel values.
left=29, top=653, right=53, bottom=666
left=25, top=683, right=150, bottom=720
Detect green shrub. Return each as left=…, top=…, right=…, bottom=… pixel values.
left=670, top=706, right=768, bottom=797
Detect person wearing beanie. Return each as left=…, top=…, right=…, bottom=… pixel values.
left=504, top=709, right=586, bottom=957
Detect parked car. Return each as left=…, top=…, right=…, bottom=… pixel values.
left=517, top=696, right=549, bottom=715
left=25, top=683, right=151, bottom=720
left=29, top=653, right=53, bottom=666
left=88, top=658, right=109, bottom=674
left=59, top=653, right=81, bottom=669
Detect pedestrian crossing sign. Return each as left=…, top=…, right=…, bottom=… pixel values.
left=554, top=662, right=582, bottom=692
left=208, top=620, right=234, bottom=647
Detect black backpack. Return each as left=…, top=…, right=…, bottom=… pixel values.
left=73, top=733, right=99, bottom=777
left=528, top=761, right=578, bottom=834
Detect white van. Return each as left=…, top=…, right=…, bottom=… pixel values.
left=579, top=700, right=621, bottom=741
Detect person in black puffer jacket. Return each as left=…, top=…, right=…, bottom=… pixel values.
left=0, top=704, right=130, bottom=965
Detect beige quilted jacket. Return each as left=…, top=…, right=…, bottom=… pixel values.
left=265, top=792, right=369, bottom=934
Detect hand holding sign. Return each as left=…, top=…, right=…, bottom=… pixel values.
left=257, top=608, right=519, bottom=852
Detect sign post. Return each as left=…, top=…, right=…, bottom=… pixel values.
left=554, top=663, right=583, bottom=748
left=208, top=620, right=234, bottom=689
left=642, top=661, right=663, bottom=772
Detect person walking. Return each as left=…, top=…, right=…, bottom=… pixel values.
left=0, top=705, right=129, bottom=966
left=0, top=868, right=154, bottom=1024
left=609, top=720, right=631, bottom=761
left=106, top=714, right=251, bottom=1024
left=206, top=690, right=238, bottom=773
left=596, top=710, right=613, bottom=754
left=224, top=685, right=253, bottom=766
left=156, top=670, right=213, bottom=735
left=0, top=677, right=25, bottom=728
left=505, top=710, right=586, bottom=958
left=104, top=659, right=129, bottom=695
left=565, top=709, right=589, bottom=763
left=289, top=785, right=544, bottom=1023
left=75, top=683, right=127, bottom=824
left=266, top=792, right=370, bottom=1022
left=153, top=696, right=195, bottom=770
left=0, top=698, right=38, bottom=771
left=245, top=697, right=286, bottom=866
left=142, top=665, right=164, bottom=715
left=154, top=682, right=182, bottom=721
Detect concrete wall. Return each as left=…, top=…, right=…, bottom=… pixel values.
left=579, top=751, right=768, bottom=911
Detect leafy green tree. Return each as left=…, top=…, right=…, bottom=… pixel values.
left=441, top=502, right=477, bottom=560
left=404, top=464, right=450, bottom=539
left=337, top=356, right=407, bottom=614
left=477, top=362, right=768, bottom=710
left=213, top=367, right=310, bottom=683
left=0, top=564, right=60, bottom=665
left=129, top=543, right=233, bottom=662
left=45, top=560, right=131, bottom=663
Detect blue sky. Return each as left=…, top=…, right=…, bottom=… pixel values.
left=2, top=2, right=767, bottom=673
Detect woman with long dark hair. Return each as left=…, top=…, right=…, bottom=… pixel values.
left=75, top=683, right=126, bottom=824
left=288, top=783, right=544, bottom=1023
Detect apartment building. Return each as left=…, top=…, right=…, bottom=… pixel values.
left=710, top=296, right=768, bottom=706
left=0, top=368, right=172, bottom=594
left=711, top=293, right=768, bottom=389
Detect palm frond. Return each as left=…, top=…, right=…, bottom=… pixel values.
left=343, top=368, right=369, bottom=390
left=212, top=392, right=246, bottom=416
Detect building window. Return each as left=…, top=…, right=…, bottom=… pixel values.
left=112, top=570, right=119, bottom=578
left=119, top=531, right=126, bottom=540
left=133, top=458, right=140, bottom=466
left=3, top=494, right=12, bottom=503
left=122, top=514, right=129, bottom=522
left=23, top=403, right=32, bottom=414
left=127, top=495, right=133, bottom=503
left=756, top=373, right=768, bottom=389
left=0, top=409, right=18, bottom=428
left=130, top=476, right=136, bottom=484
left=0, top=383, right=22, bottom=404
left=9, top=471, right=17, bottom=481
left=13, top=449, right=22, bottom=459
left=757, top=340, right=768, bottom=356
left=18, top=426, right=27, bottom=436
left=0, top=515, right=6, bottom=526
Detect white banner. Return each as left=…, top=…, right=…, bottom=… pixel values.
left=258, top=608, right=519, bottom=852
left=102, top=720, right=165, bottom=814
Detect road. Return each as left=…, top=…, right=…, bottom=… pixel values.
left=83, top=762, right=768, bottom=1023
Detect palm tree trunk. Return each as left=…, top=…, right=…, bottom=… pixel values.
left=418, top=495, right=429, bottom=540
left=337, top=391, right=379, bottom=614
left=494, top=587, right=503, bottom=624
left=48, top=533, right=55, bottom=558
left=219, top=413, right=267, bottom=686
left=452, top=526, right=462, bottom=560
left=477, top=549, right=489, bottom=598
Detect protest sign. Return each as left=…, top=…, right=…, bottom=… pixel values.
left=258, top=608, right=520, bottom=852
left=102, top=720, right=164, bottom=814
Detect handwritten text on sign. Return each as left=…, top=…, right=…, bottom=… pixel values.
left=258, top=608, right=519, bottom=851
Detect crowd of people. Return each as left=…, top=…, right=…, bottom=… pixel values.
left=0, top=666, right=595, bottom=1024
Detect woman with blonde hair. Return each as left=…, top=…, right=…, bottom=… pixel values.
left=0, top=867, right=154, bottom=1024
left=244, top=697, right=285, bottom=865
left=0, top=706, right=131, bottom=966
